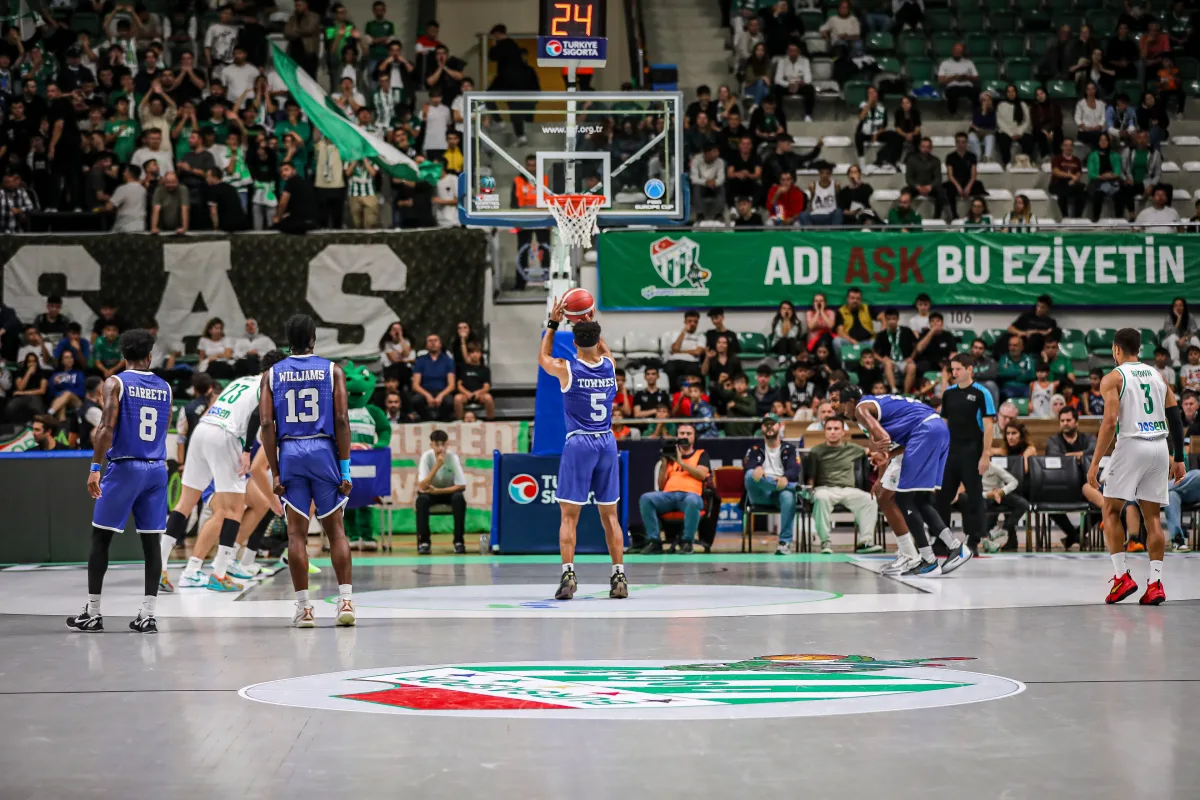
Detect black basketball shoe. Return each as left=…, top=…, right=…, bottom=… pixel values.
left=129, top=613, right=158, bottom=634
left=66, top=607, right=103, bottom=632
left=609, top=571, right=629, bottom=599
left=555, top=569, right=578, bottom=600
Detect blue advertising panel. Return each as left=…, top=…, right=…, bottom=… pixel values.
left=532, top=329, right=577, bottom=456
left=491, top=451, right=629, bottom=554
left=347, top=448, right=392, bottom=509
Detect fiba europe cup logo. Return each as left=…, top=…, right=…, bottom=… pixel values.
left=545, top=39, right=564, bottom=57
left=480, top=175, right=497, bottom=194
left=509, top=474, right=540, bottom=504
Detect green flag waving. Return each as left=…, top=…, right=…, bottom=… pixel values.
left=270, top=43, right=419, bottom=179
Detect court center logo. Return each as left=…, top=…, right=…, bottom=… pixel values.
left=508, top=474, right=540, bottom=504
left=240, top=654, right=1024, bottom=720
left=643, top=236, right=712, bottom=301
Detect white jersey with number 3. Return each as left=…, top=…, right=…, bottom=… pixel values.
left=1114, top=362, right=1168, bottom=441
left=200, top=375, right=260, bottom=443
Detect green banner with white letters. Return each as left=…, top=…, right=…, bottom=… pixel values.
left=596, top=230, right=1200, bottom=309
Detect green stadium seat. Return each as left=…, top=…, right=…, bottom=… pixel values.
left=1138, top=329, right=1159, bottom=360
left=965, top=32, right=992, bottom=58
left=843, top=80, right=872, bottom=108
left=956, top=0, right=985, bottom=13
left=1085, top=328, right=1116, bottom=355
left=983, top=78, right=1008, bottom=96
left=738, top=331, right=769, bottom=357
left=1016, top=80, right=1040, bottom=100
left=1060, top=329, right=1087, bottom=361
left=69, top=12, right=101, bottom=36
left=845, top=370, right=860, bottom=386
left=1046, top=0, right=1075, bottom=13
left=1023, top=9, right=1051, bottom=28
left=989, top=12, right=1018, bottom=32
left=144, top=0, right=171, bottom=13
left=906, top=57, right=936, bottom=88
left=1011, top=397, right=1030, bottom=416
left=1115, top=79, right=1144, bottom=100
left=1028, top=32, right=1056, bottom=55
left=876, top=55, right=902, bottom=74
left=1005, top=58, right=1034, bottom=81
left=931, top=32, right=958, bottom=60
left=1013, top=0, right=1042, bottom=12
left=980, top=328, right=1007, bottom=347
left=925, top=9, right=955, bottom=31
left=841, top=341, right=866, bottom=365
left=974, top=57, right=1000, bottom=81
left=1086, top=10, right=1118, bottom=32
left=1189, top=80, right=1200, bottom=98
left=956, top=328, right=977, bottom=352
left=997, top=33, right=1027, bottom=59
left=897, top=35, right=929, bottom=58
left=958, top=13, right=986, bottom=33
left=1047, top=79, right=1077, bottom=100
left=798, top=10, right=824, bottom=31
left=867, top=32, right=895, bottom=54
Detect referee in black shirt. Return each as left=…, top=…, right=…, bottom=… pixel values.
left=936, top=353, right=996, bottom=554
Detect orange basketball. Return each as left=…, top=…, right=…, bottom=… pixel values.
left=562, top=288, right=595, bottom=322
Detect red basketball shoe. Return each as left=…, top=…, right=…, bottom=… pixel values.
left=1105, top=571, right=1138, bottom=604
left=1139, top=581, right=1166, bottom=606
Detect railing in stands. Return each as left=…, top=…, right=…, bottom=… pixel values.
left=624, top=0, right=648, bottom=88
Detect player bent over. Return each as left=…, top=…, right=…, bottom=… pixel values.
left=538, top=298, right=627, bottom=600
left=1087, top=328, right=1186, bottom=605
left=68, top=330, right=172, bottom=633
left=260, top=314, right=356, bottom=627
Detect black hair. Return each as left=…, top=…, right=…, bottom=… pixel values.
left=85, top=376, right=103, bottom=393
left=286, top=313, right=317, bottom=353
left=1113, top=327, right=1141, bottom=357
left=684, top=309, right=700, bottom=319
left=696, top=84, right=711, bottom=96
left=615, top=367, right=626, bottom=378
left=756, top=363, right=773, bottom=375
left=260, top=349, right=286, bottom=371
left=1089, top=367, right=1104, bottom=376
left=829, top=381, right=862, bottom=404
left=430, top=429, right=449, bottom=444
left=125, top=163, right=142, bottom=180
left=733, top=372, right=749, bottom=383
left=118, top=328, right=155, bottom=362
left=950, top=353, right=974, bottom=368
left=191, top=372, right=214, bottom=394
left=1059, top=406, right=1079, bottom=420
left=208, top=167, right=224, bottom=180
left=46, top=294, right=62, bottom=305
left=1154, top=346, right=1169, bottom=357
left=883, top=307, right=899, bottom=317
left=928, top=311, right=943, bottom=322
left=573, top=321, right=601, bottom=349
left=67, top=321, right=82, bottom=334
left=1036, top=294, right=1053, bottom=307
left=1035, top=361, right=1050, bottom=372
left=914, top=293, right=931, bottom=305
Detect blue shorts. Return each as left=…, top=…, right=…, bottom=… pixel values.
left=556, top=431, right=620, bottom=505
left=279, top=437, right=348, bottom=519
left=897, top=417, right=950, bottom=492
left=93, top=459, right=169, bottom=533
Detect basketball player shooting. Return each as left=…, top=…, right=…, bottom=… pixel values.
left=538, top=296, right=628, bottom=601
left=1087, top=328, right=1187, bottom=605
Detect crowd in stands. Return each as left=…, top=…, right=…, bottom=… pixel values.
left=0, top=294, right=493, bottom=443
left=678, top=0, right=1200, bottom=226
left=0, top=1, right=467, bottom=233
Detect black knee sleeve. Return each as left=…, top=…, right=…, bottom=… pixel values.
left=88, top=526, right=116, bottom=595
left=165, top=509, right=188, bottom=541
left=914, top=493, right=949, bottom=539
left=219, top=517, right=240, bottom=548
left=140, top=533, right=162, bottom=597
left=895, top=493, right=929, bottom=549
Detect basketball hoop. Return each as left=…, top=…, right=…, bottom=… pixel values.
left=545, top=193, right=605, bottom=249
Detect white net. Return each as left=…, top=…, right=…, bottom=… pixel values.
left=546, top=194, right=605, bottom=249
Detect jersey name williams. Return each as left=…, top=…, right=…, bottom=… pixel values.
left=576, top=377, right=617, bottom=389
left=126, top=385, right=170, bottom=402
left=278, top=369, right=327, bottom=382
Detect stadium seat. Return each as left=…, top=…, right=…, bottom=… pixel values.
left=956, top=328, right=977, bottom=352
left=843, top=80, right=872, bottom=108
left=897, top=36, right=929, bottom=58
left=841, top=341, right=866, bottom=364
left=1047, top=80, right=1077, bottom=100
left=980, top=328, right=1007, bottom=347
left=738, top=332, right=769, bottom=358
left=1015, top=80, right=1040, bottom=100
left=997, top=33, right=1027, bottom=59
left=69, top=12, right=101, bottom=36
left=1011, top=397, right=1029, bottom=416
left=1178, top=58, right=1200, bottom=82
left=989, top=12, right=1018, bottom=32
left=875, top=55, right=902, bottom=75
left=1012, top=0, right=1041, bottom=13
left=798, top=10, right=824, bottom=31
left=1138, top=329, right=1159, bottom=360
left=957, top=0, right=985, bottom=13
left=958, top=13, right=987, bottom=33
left=925, top=9, right=955, bottom=32
left=1004, top=58, right=1034, bottom=81
left=1060, top=329, right=1088, bottom=361
left=974, top=57, right=1000, bottom=82
left=931, top=33, right=958, bottom=60
left=905, top=57, right=936, bottom=91
left=622, top=332, right=662, bottom=360
left=1085, top=10, right=1118, bottom=32
left=964, top=32, right=992, bottom=58
left=1027, top=456, right=1094, bottom=550
left=1045, top=0, right=1075, bottom=14
left=983, top=78, right=1008, bottom=96
left=1114, top=79, right=1144, bottom=100
left=866, top=32, right=895, bottom=54
left=1085, top=328, right=1115, bottom=355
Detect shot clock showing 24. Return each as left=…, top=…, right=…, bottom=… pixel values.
left=537, top=0, right=609, bottom=67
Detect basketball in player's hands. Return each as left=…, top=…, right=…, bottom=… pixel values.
left=562, top=288, right=595, bottom=322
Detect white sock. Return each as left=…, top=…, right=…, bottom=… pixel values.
left=212, top=545, right=236, bottom=579
left=918, top=545, right=935, bottom=563
left=612, top=563, right=624, bottom=575
left=296, top=589, right=310, bottom=606
left=160, top=535, right=176, bottom=566
left=1111, top=552, right=1127, bottom=577
left=896, top=533, right=918, bottom=559
left=87, top=594, right=101, bottom=616
left=937, top=529, right=960, bottom=549
left=562, top=562, right=574, bottom=573
left=338, top=584, right=352, bottom=601
left=185, top=556, right=203, bottom=576
left=1149, top=560, right=1163, bottom=585
left=142, top=595, right=156, bottom=617
left=240, top=548, right=257, bottom=568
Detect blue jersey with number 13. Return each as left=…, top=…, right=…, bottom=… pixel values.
left=563, top=356, right=616, bottom=437
left=271, top=354, right=335, bottom=440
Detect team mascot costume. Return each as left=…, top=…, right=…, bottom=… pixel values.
left=344, top=362, right=392, bottom=549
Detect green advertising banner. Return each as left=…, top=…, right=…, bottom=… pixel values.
left=596, top=230, right=1200, bottom=309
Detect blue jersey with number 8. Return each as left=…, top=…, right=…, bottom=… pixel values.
left=108, top=370, right=171, bottom=461
left=562, top=356, right=616, bottom=438
left=271, top=354, right=335, bottom=440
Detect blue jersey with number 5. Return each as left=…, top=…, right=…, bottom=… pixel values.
left=271, top=354, right=335, bottom=440
left=108, top=370, right=171, bottom=461
left=563, top=356, right=616, bottom=437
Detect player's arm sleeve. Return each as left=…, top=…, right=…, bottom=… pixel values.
left=451, top=453, right=467, bottom=486
left=1166, top=404, right=1186, bottom=462
left=243, top=408, right=261, bottom=453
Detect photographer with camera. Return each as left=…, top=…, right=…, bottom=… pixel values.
left=634, top=423, right=711, bottom=554
left=743, top=413, right=802, bottom=555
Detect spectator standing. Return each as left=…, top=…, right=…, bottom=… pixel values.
left=1121, top=132, right=1163, bottom=218
left=312, top=131, right=346, bottom=229
left=421, top=89, right=451, bottom=160
left=206, top=167, right=249, bottom=232
left=273, top=161, right=318, bottom=234
left=178, top=131, right=215, bottom=225
left=937, top=43, right=978, bottom=116
left=761, top=0, right=801, bottom=58
left=744, top=413, right=802, bottom=554
left=364, top=3, right=396, bottom=80
left=284, top=0, right=322, bottom=78
left=203, top=5, right=240, bottom=78
left=150, top=172, right=189, bottom=233
left=1039, top=25, right=1082, bottom=82
left=345, top=159, right=380, bottom=229
left=411, top=334, right=456, bottom=421
left=1137, top=20, right=1171, bottom=86
left=0, top=170, right=34, bottom=231
left=221, top=46, right=258, bottom=103
left=904, top=137, right=946, bottom=220
left=415, top=429, right=468, bottom=554
left=943, top=132, right=984, bottom=220
left=1050, top=139, right=1086, bottom=219
left=854, top=86, right=889, bottom=168
left=424, top=46, right=463, bottom=104
left=808, top=416, right=880, bottom=553
left=774, top=42, right=814, bottom=122
left=1105, top=23, right=1140, bottom=81
left=131, top=127, right=173, bottom=175
left=636, top=423, right=711, bottom=554
left=891, top=0, right=925, bottom=35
